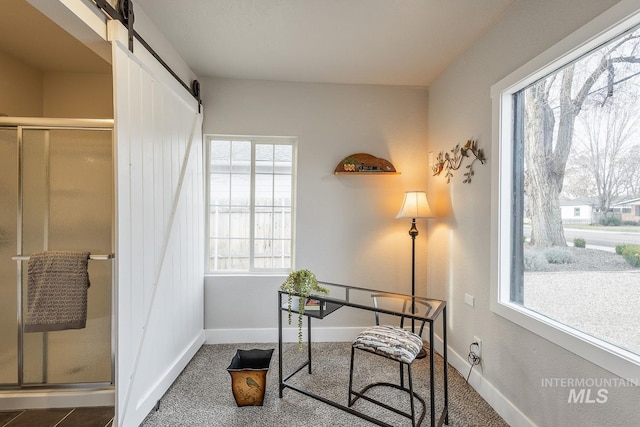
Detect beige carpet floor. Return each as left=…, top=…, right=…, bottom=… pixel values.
left=142, top=342, right=508, bottom=426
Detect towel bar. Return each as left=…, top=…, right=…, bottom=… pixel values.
left=12, top=253, right=114, bottom=261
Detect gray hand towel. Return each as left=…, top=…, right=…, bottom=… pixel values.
left=25, top=250, right=91, bottom=333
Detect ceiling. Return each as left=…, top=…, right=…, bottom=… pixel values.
left=135, top=0, right=515, bottom=87
left=0, top=0, right=110, bottom=73
left=1, top=0, right=515, bottom=86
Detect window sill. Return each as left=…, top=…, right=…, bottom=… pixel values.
left=491, top=299, right=640, bottom=381
left=205, top=272, right=289, bottom=278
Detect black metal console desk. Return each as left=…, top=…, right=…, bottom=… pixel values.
left=278, top=281, right=448, bottom=426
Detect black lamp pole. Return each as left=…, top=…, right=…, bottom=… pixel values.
left=397, top=191, right=431, bottom=360
left=409, top=218, right=419, bottom=333
left=409, top=217, right=427, bottom=359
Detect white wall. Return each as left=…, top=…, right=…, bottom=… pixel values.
left=0, top=51, right=43, bottom=117
left=428, top=0, right=639, bottom=426
left=43, top=72, right=113, bottom=118
left=0, top=53, right=112, bottom=119
left=201, top=78, right=431, bottom=343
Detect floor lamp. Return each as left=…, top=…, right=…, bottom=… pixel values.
left=396, top=191, right=434, bottom=358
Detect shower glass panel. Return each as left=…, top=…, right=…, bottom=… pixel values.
left=0, top=129, right=18, bottom=385
left=19, top=127, right=113, bottom=386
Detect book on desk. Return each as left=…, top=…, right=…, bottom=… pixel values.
left=281, top=296, right=342, bottom=319
left=303, top=298, right=325, bottom=310
left=282, top=297, right=326, bottom=311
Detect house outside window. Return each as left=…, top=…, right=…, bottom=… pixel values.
left=206, top=136, right=297, bottom=273
left=491, top=5, right=640, bottom=380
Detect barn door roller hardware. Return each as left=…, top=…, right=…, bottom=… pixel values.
left=93, top=0, right=201, bottom=110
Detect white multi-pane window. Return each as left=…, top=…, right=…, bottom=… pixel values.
left=207, top=136, right=296, bottom=272
left=492, top=7, right=640, bottom=379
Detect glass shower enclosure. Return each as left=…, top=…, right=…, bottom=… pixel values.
left=0, top=118, right=114, bottom=390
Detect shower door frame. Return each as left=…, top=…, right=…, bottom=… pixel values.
left=0, top=117, right=115, bottom=391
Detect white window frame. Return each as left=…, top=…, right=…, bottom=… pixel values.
left=205, top=134, right=298, bottom=275
left=490, top=0, right=640, bottom=381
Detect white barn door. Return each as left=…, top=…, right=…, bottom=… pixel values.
left=109, top=22, right=204, bottom=427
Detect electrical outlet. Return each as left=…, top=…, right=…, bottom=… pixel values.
left=473, top=336, right=482, bottom=358
left=464, top=293, right=475, bottom=307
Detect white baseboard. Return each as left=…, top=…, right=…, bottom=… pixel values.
left=434, top=334, right=536, bottom=427
left=206, top=327, right=534, bottom=427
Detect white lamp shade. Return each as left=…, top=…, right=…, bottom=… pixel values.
left=396, top=191, right=434, bottom=219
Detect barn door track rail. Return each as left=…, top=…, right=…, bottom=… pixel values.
left=93, top=0, right=201, bottom=110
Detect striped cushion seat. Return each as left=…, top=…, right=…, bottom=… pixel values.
left=353, top=325, right=423, bottom=364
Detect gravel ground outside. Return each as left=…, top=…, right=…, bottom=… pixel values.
left=523, top=247, right=640, bottom=355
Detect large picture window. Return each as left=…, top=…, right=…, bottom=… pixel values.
left=492, top=5, right=640, bottom=380
left=207, top=136, right=296, bottom=273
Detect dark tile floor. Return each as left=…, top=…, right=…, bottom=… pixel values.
left=0, top=406, right=113, bottom=427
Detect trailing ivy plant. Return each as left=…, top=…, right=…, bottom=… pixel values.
left=280, top=269, right=329, bottom=350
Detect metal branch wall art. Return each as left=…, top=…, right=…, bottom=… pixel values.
left=432, top=139, right=486, bottom=184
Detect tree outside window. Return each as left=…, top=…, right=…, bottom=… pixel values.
left=513, top=23, right=640, bottom=357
